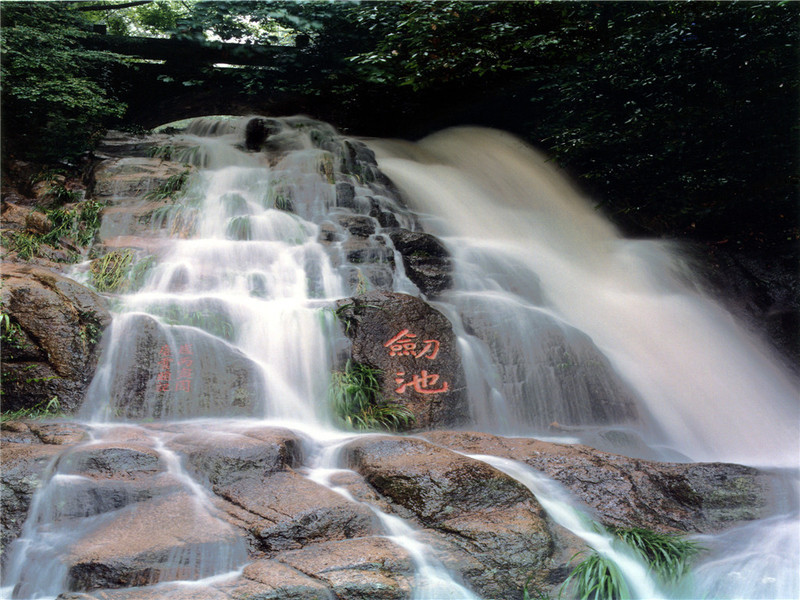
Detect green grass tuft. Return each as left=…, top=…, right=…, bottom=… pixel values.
left=561, top=525, right=704, bottom=599
left=1, top=396, right=63, bottom=423
left=329, top=360, right=415, bottom=431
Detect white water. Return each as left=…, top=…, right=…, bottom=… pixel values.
left=473, top=454, right=667, bottom=600
left=4, top=118, right=798, bottom=599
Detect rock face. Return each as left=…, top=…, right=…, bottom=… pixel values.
left=387, top=229, right=453, bottom=298
left=1, top=422, right=773, bottom=600
left=92, top=156, right=197, bottom=250
left=423, top=430, right=769, bottom=534
left=1, top=264, right=111, bottom=413
left=335, top=291, right=469, bottom=429
left=83, top=314, right=265, bottom=420
left=344, top=435, right=556, bottom=598
left=0, top=422, right=87, bottom=559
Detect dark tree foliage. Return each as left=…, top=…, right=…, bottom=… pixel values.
left=344, top=1, right=799, bottom=246
left=1, top=1, right=796, bottom=251
left=0, top=2, right=128, bottom=163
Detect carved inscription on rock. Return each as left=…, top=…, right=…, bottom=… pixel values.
left=335, top=291, right=468, bottom=429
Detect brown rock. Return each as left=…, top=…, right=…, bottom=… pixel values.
left=387, top=229, right=453, bottom=298
left=423, top=430, right=769, bottom=533
left=344, top=435, right=555, bottom=598
left=92, top=157, right=191, bottom=202
left=66, top=492, right=246, bottom=591
left=217, top=470, right=377, bottom=553
left=0, top=441, right=64, bottom=559
left=230, top=559, right=334, bottom=598
left=168, top=425, right=304, bottom=487
left=1, top=264, right=110, bottom=412
left=276, top=537, right=414, bottom=600
left=335, top=291, right=468, bottom=429
left=85, top=313, right=264, bottom=420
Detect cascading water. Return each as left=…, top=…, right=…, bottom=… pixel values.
left=369, top=127, right=800, bottom=466
left=3, top=117, right=798, bottom=599
left=369, top=127, right=800, bottom=599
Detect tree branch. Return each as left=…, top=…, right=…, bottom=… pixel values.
left=76, top=1, right=153, bottom=12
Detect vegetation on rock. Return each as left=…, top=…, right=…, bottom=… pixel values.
left=562, top=525, right=703, bottom=599
left=329, top=360, right=415, bottom=431
left=0, top=396, right=63, bottom=423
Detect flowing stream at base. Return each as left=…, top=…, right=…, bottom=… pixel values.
left=2, top=117, right=798, bottom=599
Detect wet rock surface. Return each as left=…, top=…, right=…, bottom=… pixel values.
left=424, top=430, right=770, bottom=533
left=1, top=264, right=110, bottom=413
left=0, top=424, right=74, bottom=559
left=387, top=229, right=453, bottom=298
left=344, top=434, right=556, bottom=598
left=2, top=421, right=774, bottom=599
left=335, top=291, right=469, bottom=429
left=93, top=314, right=265, bottom=420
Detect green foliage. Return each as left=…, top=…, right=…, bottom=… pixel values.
left=144, top=169, right=192, bottom=201
left=609, top=526, right=702, bottom=584
left=2, top=231, right=42, bottom=260
left=0, top=200, right=103, bottom=261
left=81, top=0, right=193, bottom=38
left=563, top=525, right=703, bottom=599
left=564, top=552, right=631, bottom=600
left=1, top=308, right=23, bottom=349
left=90, top=249, right=135, bottom=293
left=329, top=360, right=415, bottom=431
left=1, top=2, right=128, bottom=162
left=0, top=396, right=63, bottom=423
left=43, top=200, right=104, bottom=248
left=32, top=169, right=80, bottom=205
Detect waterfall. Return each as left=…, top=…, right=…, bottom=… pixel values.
left=3, top=117, right=798, bottom=599
left=369, top=126, right=800, bottom=467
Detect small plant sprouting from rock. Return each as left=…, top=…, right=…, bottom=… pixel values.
left=1, top=307, right=23, bottom=350
left=329, top=360, right=415, bottom=431
left=1, top=201, right=104, bottom=260
left=32, top=169, right=80, bottom=205
left=562, top=525, right=703, bottom=600
left=145, top=169, right=192, bottom=202
left=1, top=231, right=41, bottom=260
left=44, top=200, right=104, bottom=248
left=90, top=250, right=155, bottom=294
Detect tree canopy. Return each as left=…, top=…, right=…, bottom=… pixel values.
left=1, top=1, right=797, bottom=250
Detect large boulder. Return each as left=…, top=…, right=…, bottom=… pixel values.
left=424, top=430, right=769, bottom=534
left=82, top=314, right=265, bottom=420
left=166, top=425, right=378, bottom=555
left=64, top=493, right=246, bottom=591
left=1, top=264, right=110, bottom=413
left=334, top=291, right=468, bottom=429
left=344, top=435, right=556, bottom=598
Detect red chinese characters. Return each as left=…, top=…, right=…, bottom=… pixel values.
left=394, top=370, right=449, bottom=395
left=384, top=329, right=448, bottom=395
left=155, top=344, right=172, bottom=392
left=154, top=343, right=193, bottom=393
left=176, top=343, right=193, bottom=392
left=384, top=329, right=441, bottom=360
